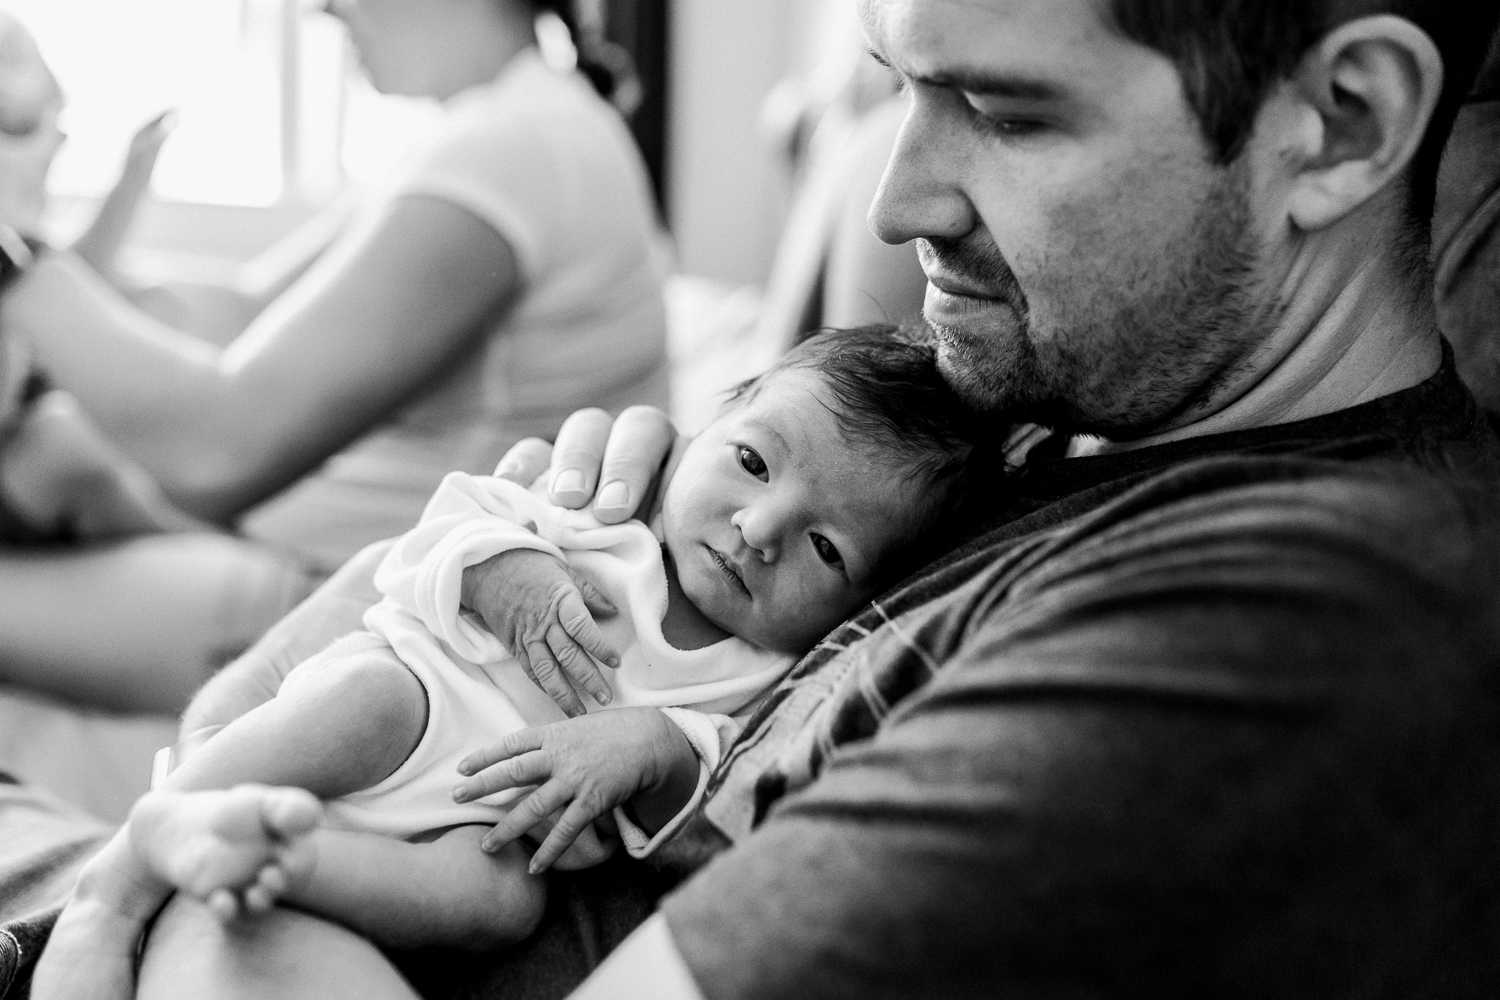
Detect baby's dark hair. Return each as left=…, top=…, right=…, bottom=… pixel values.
left=728, top=325, right=1002, bottom=571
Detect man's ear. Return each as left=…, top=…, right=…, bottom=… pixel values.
left=1282, top=15, right=1443, bottom=231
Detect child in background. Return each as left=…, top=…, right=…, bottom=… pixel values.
left=0, top=11, right=202, bottom=542
left=40, top=327, right=998, bottom=988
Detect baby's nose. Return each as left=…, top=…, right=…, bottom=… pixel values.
left=731, top=508, right=780, bottom=562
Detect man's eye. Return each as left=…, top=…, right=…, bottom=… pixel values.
left=961, top=96, right=1046, bottom=138
left=811, top=533, right=845, bottom=572
left=738, top=446, right=768, bottom=481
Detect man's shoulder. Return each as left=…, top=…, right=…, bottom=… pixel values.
left=996, top=450, right=1498, bottom=612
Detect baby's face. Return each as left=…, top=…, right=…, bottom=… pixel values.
left=660, top=369, right=925, bottom=654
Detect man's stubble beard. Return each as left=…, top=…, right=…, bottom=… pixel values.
left=924, top=165, right=1279, bottom=439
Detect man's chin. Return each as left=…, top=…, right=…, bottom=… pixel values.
left=931, top=324, right=1032, bottom=414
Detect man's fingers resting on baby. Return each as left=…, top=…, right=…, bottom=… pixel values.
left=494, top=436, right=553, bottom=486
left=549, top=408, right=615, bottom=508
left=595, top=405, right=676, bottom=524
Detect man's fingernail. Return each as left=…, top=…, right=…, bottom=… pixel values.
left=607, top=655, right=621, bottom=669
left=595, top=688, right=613, bottom=705
left=528, top=859, right=544, bottom=875
left=481, top=837, right=497, bottom=853
left=552, top=469, right=586, bottom=497
left=597, top=480, right=629, bottom=510
left=453, top=785, right=469, bottom=802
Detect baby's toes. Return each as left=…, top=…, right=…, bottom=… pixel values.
left=259, top=786, right=322, bottom=840
left=207, top=887, right=242, bottom=924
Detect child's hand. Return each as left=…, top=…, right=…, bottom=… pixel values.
left=461, top=549, right=620, bottom=716
left=454, top=707, right=696, bottom=871
left=121, top=110, right=177, bottom=181
left=72, top=111, right=176, bottom=278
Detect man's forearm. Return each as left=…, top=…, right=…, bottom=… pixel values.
left=178, top=539, right=394, bottom=746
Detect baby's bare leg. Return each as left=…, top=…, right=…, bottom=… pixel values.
left=169, top=639, right=428, bottom=798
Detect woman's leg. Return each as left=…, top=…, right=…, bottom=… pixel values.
left=0, top=533, right=320, bottom=712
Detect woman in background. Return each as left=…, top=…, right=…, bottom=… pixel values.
left=0, top=0, right=669, bottom=711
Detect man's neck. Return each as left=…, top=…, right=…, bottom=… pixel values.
left=1085, top=239, right=1443, bottom=455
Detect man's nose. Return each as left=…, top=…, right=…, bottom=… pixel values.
left=868, top=93, right=976, bottom=247
left=731, top=507, right=781, bottom=563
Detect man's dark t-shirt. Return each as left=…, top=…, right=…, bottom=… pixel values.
left=661, top=348, right=1500, bottom=999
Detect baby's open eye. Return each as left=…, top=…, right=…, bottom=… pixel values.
left=738, top=445, right=768, bottom=481
left=811, top=533, right=845, bottom=573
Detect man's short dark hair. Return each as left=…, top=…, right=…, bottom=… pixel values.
left=1106, top=2, right=1500, bottom=226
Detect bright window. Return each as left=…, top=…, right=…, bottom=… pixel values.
left=8, top=0, right=441, bottom=207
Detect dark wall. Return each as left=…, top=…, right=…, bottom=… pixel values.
left=605, top=0, right=671, bottom=222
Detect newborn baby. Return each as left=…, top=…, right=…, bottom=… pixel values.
left=47, top=327, right=995, bottom=980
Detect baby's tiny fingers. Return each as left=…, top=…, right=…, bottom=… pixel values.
left=566, top=566, right=617, bottom=618
left=454, top=750, right=552, bottom=802
left=525, top=639, right=586, bottom=717
left=548, top=626, right=613, bottom=707
left=557, top=589, right=621, bottom=668
left=481, top=783, right=568, bottom=853
left=530, top=799, right=599, bottom=873
left=207, top=888, right=241, bottom=923
left=457, top=729, right=545, bottom=776
left=242, top=884, right=276, bottom=915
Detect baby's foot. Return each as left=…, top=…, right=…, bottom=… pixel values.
left=129, top=784, right=322, bottom=921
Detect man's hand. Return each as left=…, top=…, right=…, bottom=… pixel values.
left=453, top=707, right=698, bottom=872
left=461, top=549, right=620, bottom=716
left=494, top=405, right=679, bottom=524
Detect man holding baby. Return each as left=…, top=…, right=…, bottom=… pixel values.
left=7, top=0, right=1500, bottom=997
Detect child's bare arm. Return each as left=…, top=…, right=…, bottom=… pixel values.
left=282, top=824, right=545, bottom=951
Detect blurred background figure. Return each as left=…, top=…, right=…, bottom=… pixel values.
left=0, top=0, right=668, bottom=717
left=664, top=3, right=925, bottom=432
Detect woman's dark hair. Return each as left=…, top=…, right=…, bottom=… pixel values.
left=1106, top=2, right=1500, bottom=226
left=530, top=0, right=641, bottom=114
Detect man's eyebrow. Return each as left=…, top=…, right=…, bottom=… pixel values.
left=865, top=49, right=1066, bottom=102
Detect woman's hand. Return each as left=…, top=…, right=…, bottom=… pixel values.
left=496, top=405, right=679, bottom=524
left=453, top=707, right=698, bottom=871
left=460, top=549, right=620, bottom=716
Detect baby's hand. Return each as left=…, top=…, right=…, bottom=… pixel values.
left=461, top=549, right=620, bottom=716
left=454, top=708, right=694, bottom=871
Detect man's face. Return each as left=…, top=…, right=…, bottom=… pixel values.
left=864, top=0, right=1278, bottom=437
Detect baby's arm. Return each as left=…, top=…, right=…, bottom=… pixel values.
left=453, top=707, right=706, bottom=871
left=378, top=470, right=621, bottom=713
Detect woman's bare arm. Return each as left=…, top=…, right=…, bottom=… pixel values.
left=2, top=194, right=520, bottom=522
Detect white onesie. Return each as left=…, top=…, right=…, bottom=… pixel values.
left=278, top=472, right=793, bottom=860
